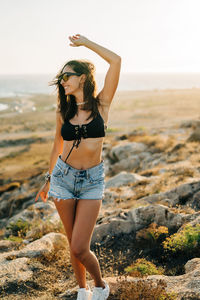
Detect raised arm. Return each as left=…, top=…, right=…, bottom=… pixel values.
left=68, top=34, right=121, bottom=106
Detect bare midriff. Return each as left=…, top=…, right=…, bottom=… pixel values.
left=60, top=137, right=104, bottom=170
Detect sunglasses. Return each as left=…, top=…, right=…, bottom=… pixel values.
left=57, top=72, right=82, bottom=83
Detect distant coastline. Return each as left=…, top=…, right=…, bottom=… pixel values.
left=0, top=72, right=200, bottom=98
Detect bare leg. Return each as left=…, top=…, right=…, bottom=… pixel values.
left=70, top=199, right=105, bottom=288
left=53, top=198, right=87, bottom=288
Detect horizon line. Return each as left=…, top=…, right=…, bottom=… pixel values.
left=0, top=71, right=200, bottom=76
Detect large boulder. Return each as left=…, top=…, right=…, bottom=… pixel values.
left=5, top=201, right=56, bottom=236
left=0, top=233, right=68, bottom=292
left=0, top=232, right=68, bottom=292
left=109, top=155, right=140, bottom=173
left=109, top=142, right=147, bottom=162
left=139, top=180, right=200, bottom=208
left=92, top=210, right=134, bottom=245
left=91, top=204, right=199, bottom=245
left=105, top=171, right=146, bottom=188
left=129, top=204, right=195, bottom=231
left=13, top=232, right=68, bottom=259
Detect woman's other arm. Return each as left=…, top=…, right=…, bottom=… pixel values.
left=35, top=111, right=63, bottom=202
left=48, top=111, right=63, bottom=174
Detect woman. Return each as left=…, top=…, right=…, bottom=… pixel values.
left=35, top=34, right=121, bottom=300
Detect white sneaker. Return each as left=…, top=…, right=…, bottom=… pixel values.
left=77, top=287, right=93, bottom=300
left=91, top=280, right=110, bottom=300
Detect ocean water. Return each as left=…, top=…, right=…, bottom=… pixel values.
left=0, top=72, right=200, bottom=100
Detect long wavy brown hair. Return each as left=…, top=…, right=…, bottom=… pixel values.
left=49, top=59, right=101, bottom=123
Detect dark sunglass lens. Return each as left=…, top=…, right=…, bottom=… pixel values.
left=62, top=74, right=69, bottom=82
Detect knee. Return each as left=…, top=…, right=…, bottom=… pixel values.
left=70, top=241, right=88, bottom=259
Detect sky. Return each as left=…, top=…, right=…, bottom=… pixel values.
left=1, top=0, right=200, bottom=74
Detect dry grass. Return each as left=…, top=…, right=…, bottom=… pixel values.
left=110, top=89, right=200, bottom=133
left=131, top=135, right=176, bottom=153
left=114, top=277, right=177, bottom=300
left=0, top=142, right=52, bottom=182
left=128, top=166, right=199, bottom=203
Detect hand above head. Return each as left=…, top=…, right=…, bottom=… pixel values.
left=68, top=34, right=89, bottom=47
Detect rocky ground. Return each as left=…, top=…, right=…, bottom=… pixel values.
left=0, top=89, right=200, bottom=299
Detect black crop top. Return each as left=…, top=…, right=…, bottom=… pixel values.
left=61, top=111, right=107, bottom=141
left=61, top=111, right=108, bottom=163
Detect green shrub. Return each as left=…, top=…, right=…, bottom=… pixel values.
left=4, top=235, right=23, bottom=243
left=163, top=224, right=200, bottom=253
left=6, top=219, right=31, bottom=238
left=124, top=258, right=164, bottom=277
left=5, top=217, right=64, bottom=243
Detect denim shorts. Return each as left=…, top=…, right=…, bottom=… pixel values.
left=48, top=155, right=105, bottom=201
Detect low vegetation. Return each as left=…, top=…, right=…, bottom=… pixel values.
left=163, top=224, right=200, bottom=253
left=124, top=258, right=164, bottom=277
left=136, top=223, right=169, bottom=246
